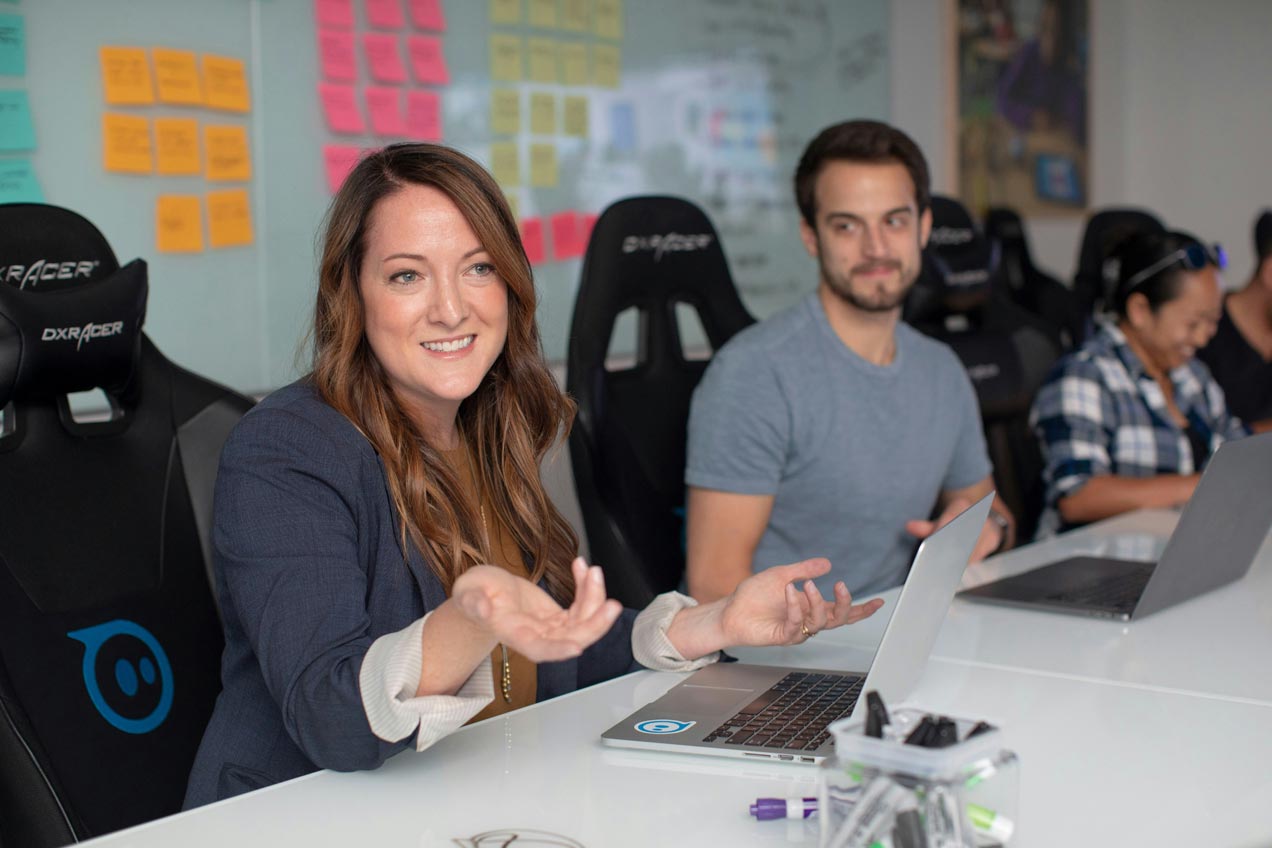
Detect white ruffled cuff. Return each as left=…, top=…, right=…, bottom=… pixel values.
left=631, top=591, right=721, bottom=671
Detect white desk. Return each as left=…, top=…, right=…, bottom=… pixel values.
left=80, top=510, right=1272, bottom=848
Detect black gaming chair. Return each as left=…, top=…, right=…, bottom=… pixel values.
left=566, top=196, right=755, bottom=608
left=0, top=204, right=253, bottom=846
left=1072, top=207, right=1166, bottom=326
left=905, top=196, right=1063, bottom=543
left=984, top=206, right=1083, bottom=348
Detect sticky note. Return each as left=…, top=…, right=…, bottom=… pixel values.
left=100, top=46, right=154, bottom=105
left=366, top=86, right=406, bottom=136
left=0, top=89, right=35, bottom=151
left=490, top=0, right=521, bottom=25
left=610, top=100, right=635, bottom=152
left=155, top=195, right=204, bottom=253
left=561, top=0, right=589, bottom=32
left=102, top=113, right=152, bottom=173
left=529, top=92, right=555, bottom=134
left=0, top=14, right=26, bottom=77
left=366, top=0, right=405, bottom=29
left=318, top=29, right=358, bottom=81
left=520, top=216, right=545, bottom=265
left=490, top=88, right=520, bottom=135
left=409, top=0, right=446, bottom=31
left=0, top=158, right=42, bottom=203
left=580, top=212, right=598, bottom=250
left=490, top=141, right=519, bottom=186
left=528, top=0, right=556, bottom=28
left=363, top=33, right=408, bottom=83
left=207, top=188, right=254, bottom=248
left=505, top=192, right=519, bottom=220
left=550, top=210, right=579, bottom=259
left=154, top=117, right=201, bottom=175
left=314, top=0, right=354, bottom=29
left=563, top=95, right=588, bottom=137
left=528, top=38, right=557, bottom=83
left=489, top=34, right=522, bottom=81
left=529, top=143, right=557, bottom=187
left=561, top=42, right=587, bottom=86
left=152, top=48, right=203, bottom=105
left=318, top=83, right=365, bottom=134
left=594, top=0, right=622, bottom=39
left=407, top=35, right=449, bottom=84
left=323, top=144, right=363, bottom=192
left=202, top=54, right=251, bottom=112
left=593, top=43, right=619, bottom=88
left=405, top=89, right=442, bottom=140
left=204, top=124, right=251, bottom=181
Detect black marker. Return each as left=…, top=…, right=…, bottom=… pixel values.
left=864, top=691, right=890, bottom=738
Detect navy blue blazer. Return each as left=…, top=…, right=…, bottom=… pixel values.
left=183, top=382, right=639, bottom=809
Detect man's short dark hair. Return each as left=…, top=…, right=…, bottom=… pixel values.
left=794, top=120, right=931, bottom=227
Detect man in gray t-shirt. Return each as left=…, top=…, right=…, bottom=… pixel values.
left=685, top=120, right=1015, bottom=603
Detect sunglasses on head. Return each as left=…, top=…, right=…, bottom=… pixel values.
left=1123, top=242, right=1227, bottom=292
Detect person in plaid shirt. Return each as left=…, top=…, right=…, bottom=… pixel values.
left=1031, top=229, right=1249, bottom=536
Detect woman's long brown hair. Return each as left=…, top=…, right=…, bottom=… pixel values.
left=312, top=143, right=578, bottom=603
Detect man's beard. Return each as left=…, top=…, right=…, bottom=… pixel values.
left=821, top=257, right=916, bottom=313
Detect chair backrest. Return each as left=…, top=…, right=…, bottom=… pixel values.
left=0, top=204, right=253, bottom=846
left=1072, top=207, right=1166, bottom=322
left=566, top=196, right=754, bottom=607
left=984, top=205, right=1083, bottom=347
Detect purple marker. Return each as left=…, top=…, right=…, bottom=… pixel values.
left=749, top=797, right=817, bottom=820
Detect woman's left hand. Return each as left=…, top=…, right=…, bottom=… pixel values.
left=717, top=558, right=884, bottom=647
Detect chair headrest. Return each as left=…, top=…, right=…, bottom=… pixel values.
left=0, top=204, right=148, bottom=404
left=1075, top=207, right=1166, bottom=277
left=915, top=196, right=999, bottom=319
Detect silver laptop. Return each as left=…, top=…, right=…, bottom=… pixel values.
left=960, top=432, right=1272, bottom=621
left=600, top=493, right=993, bottom=763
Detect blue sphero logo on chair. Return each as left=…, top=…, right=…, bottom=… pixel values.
left=634, top=719, right=696, bottom=735
left=67, top=619, right=174, bottom=735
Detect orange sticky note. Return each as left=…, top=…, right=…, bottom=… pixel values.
left=407, top=35, right=449, bottom=84
left=154, top=117, right=201, bottom=175
left=204, top=124, right=251, bottom=181
left=155, top=195, right=204, bottom=253
left=366, top=0, right=405, bottom=29
left=520, top=217, right=545, bottom=265
left=202, top=54, right=251, bottom=113
left=366, top=87, right=406, bottom=136
left=318, top=29, right=358, bottom=81
left=409, top=0, right=446, bottom=31
left=207, top=188, right=254, bottom=248
left=102, top=113, right=153, bottom=174
left=100, top=46, right=155, bottom=105
left=551, top=210, right=580, bottom=260
left=363, top=33, right=408, bottom=83
left=405, top=89, right=441, bottom=140
left=319, top=83, right=365, bottom=134
left=315, top=0, right=354, bottom=29
left=323, top=144, right=363, bottom=193
left=152, top=48, right=203, bottom=106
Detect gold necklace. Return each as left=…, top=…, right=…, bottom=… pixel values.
left=475, top=472, right=513, bottom=705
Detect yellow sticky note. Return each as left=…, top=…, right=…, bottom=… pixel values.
left=207, top=188, right=254, bottom=248
left=490, top=141, right=520, bottom=186
left=561, top=0, right=589, bottom=31
left=505, top=191, right=520, bottom=220
left=529, top=92, right=556, bottom=134
left=100, top=46, right=155, bottom=105
left=152, top=48, right=203, bottom=106
left=490, top=34, right=523, bottom=82
left=529, top=143, right=557, bottom=187
left=594, top=0, right=621, bottom=39
left=563, top=95, right=588, bottom=137
left=491, top=89, right=521, bottom=135
left=102, top=113, right=153, bottom=174
left=561, top=42, right=587, bottom=86
left=154, top=118, right=201, bottom=175
left=528, top=37, right=557, bottom=83
left=202, top=54, right=251, bottom=113
left=490, top=0, right=521, bottom=24
left=528, top=0, right=556, bottom=28
left=593, top=43, right=620, bottom=88
left=204, top=124, right=251, bottom=182
left=155, top=195, right=204, bottom=253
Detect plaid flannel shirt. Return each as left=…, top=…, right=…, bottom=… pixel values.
left=1030, top=320, right=1248, bottom=535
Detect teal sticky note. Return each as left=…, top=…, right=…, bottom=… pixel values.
left=0, top=14, right=24, bottom=76
left=0, top=89, right=35, bottom=151
left=0, top=157, right=43, bottom=202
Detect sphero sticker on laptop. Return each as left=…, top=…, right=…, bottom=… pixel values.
left=634, top=719, right=696, bottom=735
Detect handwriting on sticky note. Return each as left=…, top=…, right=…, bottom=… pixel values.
left=155, top=195, right=204, bottom=253
left=595, top=0, right=623, bottom=39
left=366, top=0, right=405, bottom=29
left=202, top=54, right=250, bottom=112
left=405, top=89, right=441, bottom=140
left=407, top=35, right=449, bottom=84
left=409, top=0, right=446, bottom=31
left=152, top=48, right=203, bottom=105
left=363, top=33, right=408, bottom=83
left=0, top=158, right=43, bottom=204
left=100, top=46, right=154, bottom=105
left=207, top=188, right=254, bottom=248
left=323, top=144, right=363, bottom=193
left=561, top=0, right=589, bottom=32
left=318, top=29, right=358, bottom=81
left=102, top=113, right=152, bottom=173
left=528, top=38, right=557, bottom=83
left=319, top=83, right=365, bottom=134
left=529, top=92, right=555, bottom=135
left=204, top=124, right=251, bottom=181
left=489, top=34, right=522, bottom=82
left=520, top=217, right=545, bottom=265
left=563, top=95, right=588, bottom=137
left=530, top=143, right=557, bottom=188
left=314, top=0, right=354, bottom=29
left=0, top=13, right=26, bottom=77
left=490, top=88, right=520, bottom=135
left=366, top=87, right=406, bottom=136
left=154, top=117, right=201, bottom=175
left=0, top=89, right=36, bottom=152
left=490, top=141, right=519, bottom=186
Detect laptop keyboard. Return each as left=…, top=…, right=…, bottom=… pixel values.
left=1045, top=571, right=1150, bottom=611
left=702, top=671, right=863, bottom=751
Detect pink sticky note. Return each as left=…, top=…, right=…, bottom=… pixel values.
left=318, top=30, right=358, bottom=82
left=366, top=0, right=405, bottom=29
left=579, top=213, right=599, bottom=252
left=520, top=217, right=546, bottom=265
left=551, top=211, right=581, bottom=261
left=362, top=34, right=408, bottom=83
left=405, top=90, right=442, bottom=140
left=319, top=83, right=366, bottom=134
left=366, top=87, right=406, bottom=137
left=323, top=144, right=363, bottom=193
left=315, top=0, right=354, bottom=29
left=409, top=0, right=447, bottom=31
left=407, top=35, right=449, bottom=85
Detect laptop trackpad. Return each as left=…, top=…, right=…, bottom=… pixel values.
left=664, top=685, right=754, bottom=714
